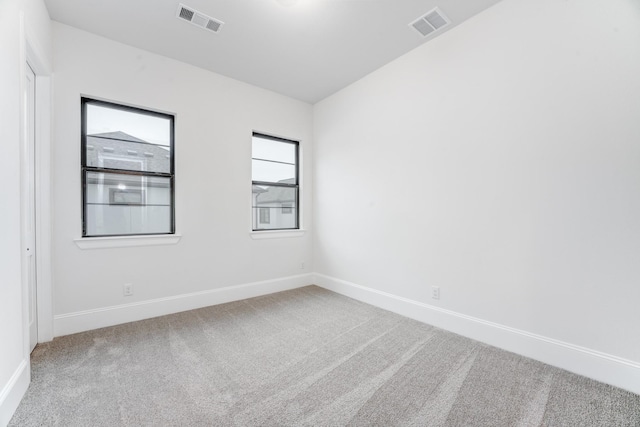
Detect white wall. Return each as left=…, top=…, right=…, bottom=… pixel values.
left=5, top=0, right=640, bottom=419
left=52, top=23, right=313, bottom=334
left=314, top=0, right=640, bottom=389
left=0, top=0, right=51, bottom=423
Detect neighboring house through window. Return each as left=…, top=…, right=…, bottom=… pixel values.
left=259, top=207, right=271, bottom=224
left=251, top=132, right=299, bottom=230
left=81, top=97, right=175, bottom=237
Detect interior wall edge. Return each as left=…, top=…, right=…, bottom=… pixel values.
left=313, top=273, right=640, bottom=396
left=0, top=359, right=29, bottom=427
left=53, top=273, right=314, bottom=337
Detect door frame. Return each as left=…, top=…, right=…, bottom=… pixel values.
left=24, top=61, right=37, bottom=352
left=21, top=21, right=53, bottom=350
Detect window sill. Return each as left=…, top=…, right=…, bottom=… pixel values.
left=250, top=229, right=306, bottom=240
left=74, top=234, right=182, bottom=249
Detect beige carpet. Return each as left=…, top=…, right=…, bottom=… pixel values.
left=10, top=286, right=640, bottom=426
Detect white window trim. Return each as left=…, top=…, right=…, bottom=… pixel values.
left=250, top=229, right=306, bottom=240
left=74, top=234, right=182, bottom=249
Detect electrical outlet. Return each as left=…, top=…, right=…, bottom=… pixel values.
left=431, top=286, right=440, bottom=300
left=123, top=283, right=134, bottom=297
left=300, top=261, right=305, bottom=270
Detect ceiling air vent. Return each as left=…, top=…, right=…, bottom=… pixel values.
left=410, top=7, right=450, bottom=37
left=176, top=4, right=224, bottom=34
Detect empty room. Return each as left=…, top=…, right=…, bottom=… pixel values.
left=1, top=0, right=639, bottom=425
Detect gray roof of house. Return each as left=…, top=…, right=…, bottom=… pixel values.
left=86, top=131, right=170, bottom=173
left=253, top=178, right=296, bottom=204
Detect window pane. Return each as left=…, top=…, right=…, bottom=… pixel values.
left=85, top=171, right=172, bottom=236
left=87, top=104, right=170, bottom=146
left=86, top=103, right=171, bottom=173
left=252, top=136, right=296, bottom=164
left=252, top=159, right=296, bottom=184
left=252, top=185, right=297, bottom=230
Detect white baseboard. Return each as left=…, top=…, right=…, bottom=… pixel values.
left=54, top=273, right=314, bottom=337
left=0, top=359, right=29, bottom=427
left=313, top=273, right=640, bottom=396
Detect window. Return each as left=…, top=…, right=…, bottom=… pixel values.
left=259, top=207, right=271, bottom=224
left=109, top=188, right=144, bottom=205
left=81, top=98, right=175, bottom=237
left=252, top=133, right=299, bottom=231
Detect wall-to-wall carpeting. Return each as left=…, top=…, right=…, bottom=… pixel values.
left=10, top=286, right=640, bottom=426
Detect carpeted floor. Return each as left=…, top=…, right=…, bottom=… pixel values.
left=9, top=286, right=640, bottom=426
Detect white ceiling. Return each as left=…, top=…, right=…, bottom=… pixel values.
left=44, top=0, right=502, bottom=104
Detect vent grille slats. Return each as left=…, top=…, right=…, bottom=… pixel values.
left=425, top=11, right=448, bottom=30
left=410, top=7, right=450, bottom=38
left=206, top=20, right=221, bottom=32
left=176, top=3, right=224, bottom=34
left=412, top=19, right=434, bottom=37
left=178, top=6, right=194, bottom=21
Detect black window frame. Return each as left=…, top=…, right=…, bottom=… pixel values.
left=81, top=97, right=175, bottom=237
left=251, top=132, right=300, bottom=231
